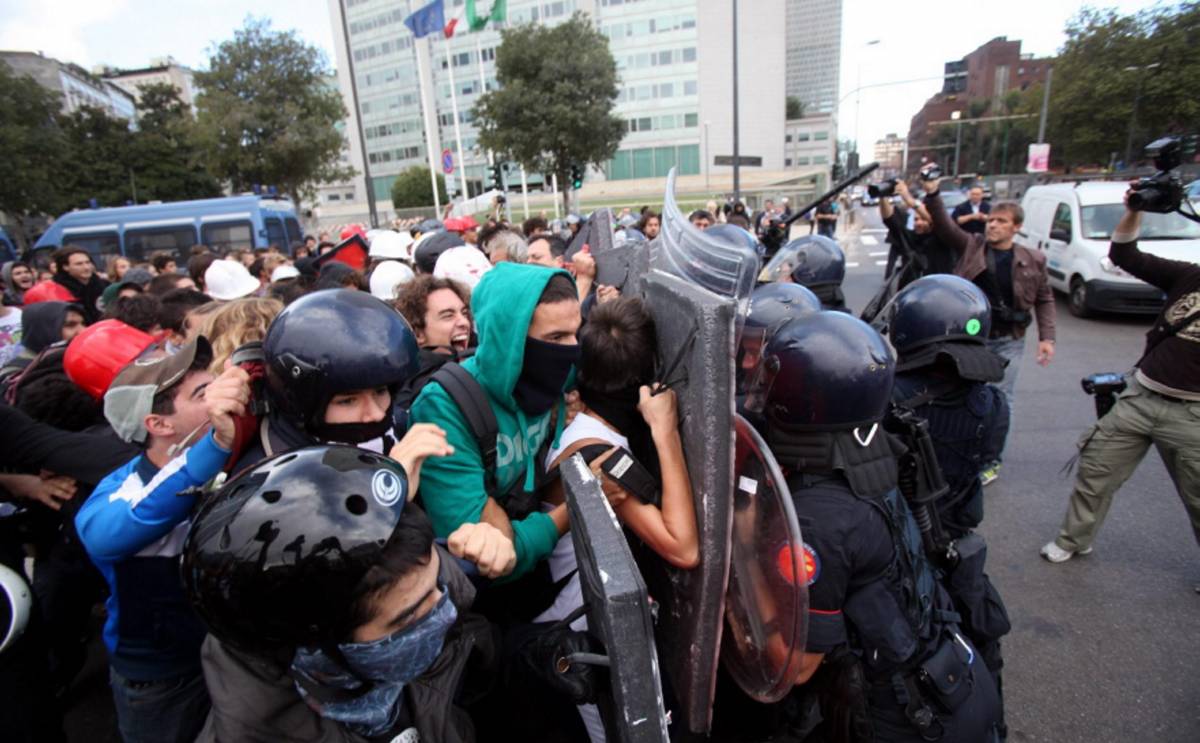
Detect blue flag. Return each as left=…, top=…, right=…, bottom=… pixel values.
left=404, top=0, right=446, bottom=38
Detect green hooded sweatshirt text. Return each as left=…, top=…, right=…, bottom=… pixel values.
left=410, top=262, right=574, bottom=579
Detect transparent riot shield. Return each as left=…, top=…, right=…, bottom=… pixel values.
left=641, top=269, right=737, bottom=733
left=758, top=240, right=804, bottom=283
left=562, top=454, right=670, bottom=743
left=722, top=414, right=808, bottom=703
left=651, top=169, right=758, bottom=319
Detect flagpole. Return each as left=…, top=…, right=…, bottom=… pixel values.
left=414, top=36, right=442, bottom=215
left=551, top=173, right=561, bottom=220
left=472, top=30, right=497, bottom=179
left=443, top=37, right=470, bottom=207
left=520, top=165, right=529, bottom=220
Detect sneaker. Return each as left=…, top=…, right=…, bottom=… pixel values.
left=980, top=463, right=1001, bottom=486
left=1040, top=541, right=1093, bottom=563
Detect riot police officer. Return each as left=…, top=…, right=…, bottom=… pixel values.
left=746, top=311, right=1002, bottom=742
left=784, top=236, right=848, bottom=312
left=738, top=282, right=822, bottom=393
left=886, top=275, right=1009, bottom=535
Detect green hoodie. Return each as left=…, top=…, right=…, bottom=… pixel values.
left=410, top=262, right=573, bottom=578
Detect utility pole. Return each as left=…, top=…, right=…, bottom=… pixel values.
left=338, top=0, right=378, bottom=227
left=952, top=111, right=963, bottom=176
left=1036, top=66, right=1053, bottom=143
left=731, top=0, right=740, bottom=203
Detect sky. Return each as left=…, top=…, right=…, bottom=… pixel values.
left=0, top=0, right=1167, bottom=148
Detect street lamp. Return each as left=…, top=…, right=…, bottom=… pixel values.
left=1123, top=62, right=1161, bottom=168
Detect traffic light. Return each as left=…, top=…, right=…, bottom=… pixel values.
left=490, top=162, right=504, bottom=190
left=570, top=164, right=583, bottom=190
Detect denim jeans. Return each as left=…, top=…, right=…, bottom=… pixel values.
left=110, top=667, right=210, bottom=743
left=986, top=335, right=1026, bottom=462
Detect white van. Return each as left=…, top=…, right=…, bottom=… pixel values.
left=1020, top=182, right=1200, bottom=317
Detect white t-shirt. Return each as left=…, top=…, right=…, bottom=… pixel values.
left=0, top=308, right=23, bottom=367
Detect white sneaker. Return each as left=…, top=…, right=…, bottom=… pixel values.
left=1040, top=541, right=1093, bottom=563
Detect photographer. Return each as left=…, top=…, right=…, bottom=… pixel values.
left=923, top=168, right=1056, bottom=483
left=879, top=179, right=956, bottom=281
left=1041, top=192, right=1200, bottom=564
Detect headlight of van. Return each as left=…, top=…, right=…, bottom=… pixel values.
left=1099, top=257, right=1128, bottom=276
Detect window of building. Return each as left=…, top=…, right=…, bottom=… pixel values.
left=785, top=135, right=793, bottom=143
left=785, top=158, right=792, bottom=167
left=682, top=47, right=697, bottom=62
left=796, top=132, right=810, bottom=142
left=813, top=131, right=828, bottom=140
left=684, top=80, right=697, bottom=95
left=344, top=193, right=356, bottom=201
left=796, top=156, right=810, bottom=166
left=813, top=155, right=828, bottom=164
left=684, top=113, right=698, bottom=127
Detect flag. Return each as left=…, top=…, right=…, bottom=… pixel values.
left=404, top=0, right=446, bottom=38
left=444, top=4, right=464, bottom=38
left=466, top=0, right=506, bottom=32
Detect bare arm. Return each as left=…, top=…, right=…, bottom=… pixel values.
left=921, top=180, right=971, bottom=255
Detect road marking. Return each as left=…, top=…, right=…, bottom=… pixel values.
left=860, top=235, right=878, bottom=246
left=863, top=228, right=888, bottom=233
left=869, top=251, right=888, bottom=257
left=846, top=262, right=861, bottom=268
left=874, top=260, right=888, bottom=266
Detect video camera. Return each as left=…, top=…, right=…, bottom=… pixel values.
left=1081, top=372, right=1126, bottom=419
left=920, top=164, right=943, bottom=181
left=1128, top=137, right=1184, bottom=214
left=868, top=179, right=898, bottom=199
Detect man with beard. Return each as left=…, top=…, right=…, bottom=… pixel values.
left=51, top=247, right=109, bottom=324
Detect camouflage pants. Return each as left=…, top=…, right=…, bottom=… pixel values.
left=1056, top=376, right=1200, bottom=551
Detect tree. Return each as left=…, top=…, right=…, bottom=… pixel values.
left=194, top=18, right=354, bottom=207
left=786, top=96, right=804, bottom=120
left=0, top=63, right=68, bottom=244
left=129, top=83, right=222, bottom=203
left=390, top=166, right=448, bottom=209
left=472, top=13, right=624, bottom=214
left=57, top=105, right=136, bottom=210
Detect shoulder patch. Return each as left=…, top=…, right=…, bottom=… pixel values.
left=775, top=541, right=821, bottom=586
left=801, top=541, right=821, bottom=586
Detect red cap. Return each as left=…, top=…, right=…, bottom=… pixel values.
left=460, top=215, right=480, bottom=230
left=24, top=281, right=78, bottom=306
left=64, top=320, right=157, bottom=400
left=443, top=217, right=466, bottom=233
left=339, top=225, right=367, bottom=241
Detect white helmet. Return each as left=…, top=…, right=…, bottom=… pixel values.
left=369, top=230, right=416, bottom=261
left=0, top=562, right=31, bottom=655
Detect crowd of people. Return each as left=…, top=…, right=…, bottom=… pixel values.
left=0, top=168, right=1195, bottom=743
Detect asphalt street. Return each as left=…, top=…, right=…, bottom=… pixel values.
left=838, top=206, right=1200, bottom=743
left=58, top=213, right=1199, bottom=742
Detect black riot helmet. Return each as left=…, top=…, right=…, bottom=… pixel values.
left=413, top=231, right=465, bottom=274
left=887, top=275, right=1005, bottom=381
left=745, top=311, right=894, bottom=429
left=786, top=235, right=845, bottom=288
left=738, top=283, right=822, bottom=391
left=263, top=289, right=419, bottom=442
left=182, top=445, right=421, bottom=657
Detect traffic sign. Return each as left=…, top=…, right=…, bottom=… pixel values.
left=714, top=155, right=762, bottom=167
left=441, top=149, right=454, bottom=174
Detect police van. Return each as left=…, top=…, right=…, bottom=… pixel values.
left=31, top=196, right=304, bottom=269
left=1019, top=181, right=1200, bottom=317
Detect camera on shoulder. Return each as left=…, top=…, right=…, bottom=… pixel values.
left=868, top=178, right=898, bottom=199
left=1128, top=137, right=1184, bottom=214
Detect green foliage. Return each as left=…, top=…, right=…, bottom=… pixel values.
left=128, top=84, right=222, bottom=203
left=786, top=97, right=804, bottom=120
left=390, top=166, right=448, bottom=209
left=194, top=17, right=354, bottom=206
left=472, top=13, right=624, bottom=212
left=0, top=63, right=68, bottom=238
left=57, top=105, right=136, bottom=209
left=1041, top=3, right=1200, bottom=168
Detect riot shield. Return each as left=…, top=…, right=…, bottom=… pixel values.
left=562, top=454, right=670, bottom=743
left=722, top=414, right=808, bottom=703
left=758, top=240, right=804, bottom=283
left=593, top=238, right=651, bottom=296
left=565, top=208, right=615, bottom=262
left=642, top=269, right=737, bottom=733
left=651, top=169, right=758, bottom=311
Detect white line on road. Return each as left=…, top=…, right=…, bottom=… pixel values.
left=869, top=251, right=888, bottom=257
left=863, top=228, right=888, bottom=233
left=874, top=260, right=888, bottom=266
left=860, top=235, right=878, bottom=246
left=846, top=262, right=861, bottom=268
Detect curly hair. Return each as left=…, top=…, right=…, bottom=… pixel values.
left=393, top=275, right=471, bottom=335
left=199, top=296, right=283, bottom=374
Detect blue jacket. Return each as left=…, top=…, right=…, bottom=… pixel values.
left=76, top=431, right=229, bottom=681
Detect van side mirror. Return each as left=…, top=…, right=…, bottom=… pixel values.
left=1050, top=228, right=1070, bottom=243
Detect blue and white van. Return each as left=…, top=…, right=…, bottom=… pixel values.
left=31, top=196, right=304, bottom=268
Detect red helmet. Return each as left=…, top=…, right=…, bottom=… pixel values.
left=64, top=320, right=156, bottom=400
left=24, top=281, right=78, bottom=306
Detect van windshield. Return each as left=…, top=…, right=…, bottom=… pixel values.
left=1081, top=204, right=1200, bottom=240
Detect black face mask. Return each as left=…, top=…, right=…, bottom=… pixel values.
left=578, top=383, right=660, bottom=479
left=308, top=390, right=397, bottom=444
left=512, top=336, right=580, bottom=415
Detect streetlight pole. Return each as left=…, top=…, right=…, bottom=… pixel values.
left=731, top=0, right=740, bottom=202
left=1036, top=66, right=1053, bottom=144
left=1123, top=62, right=1160, bottom=168
left=951, top=110, right=962, bottom=176
left=338, top=0, right=378, bottom=227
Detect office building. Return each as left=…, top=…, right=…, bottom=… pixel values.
left=873, top=132, right=905, bottom=177
left=784, top=0, right=842, bottom=115
left=784, top=113, right=835, bottom=170
left=1, top=50, right=137, bottom=120
left=327, top=0, right=791, bottom=209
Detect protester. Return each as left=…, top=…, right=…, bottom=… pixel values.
left=158, top=289, right=213, bottom=354
left=147, top=272, right=196, bottom=295
left=368, top=260, right=416, bottom=301
left=52, top=247, right=110, bottom=323
left=197, top=297, right=283, bottom=374
left=105, top=256, right=132, bottom=284
left=102, top=293, right=163, bottom=334
left=484, top=228, right=528, bottom=264
left=204, top=259, right=261, bottom=301
left=150, top=253, right=178, bottom=275
left=434, top=245, right=492, bottom=291
left=0, top=301, right=22, bottom=367
left=637, top=212, right=661, bottom=240
left=3, top=261, right=36, bottom=305
left=187, top=253, right=218, bottom=294
left=689, top=210, right=715, bottom=230
left=527, top=234, right=568, bottom=269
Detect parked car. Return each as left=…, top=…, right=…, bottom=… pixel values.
left=1020, top=182, right=1199, bottom=317
left=32, top=195, right=304, bottom=268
